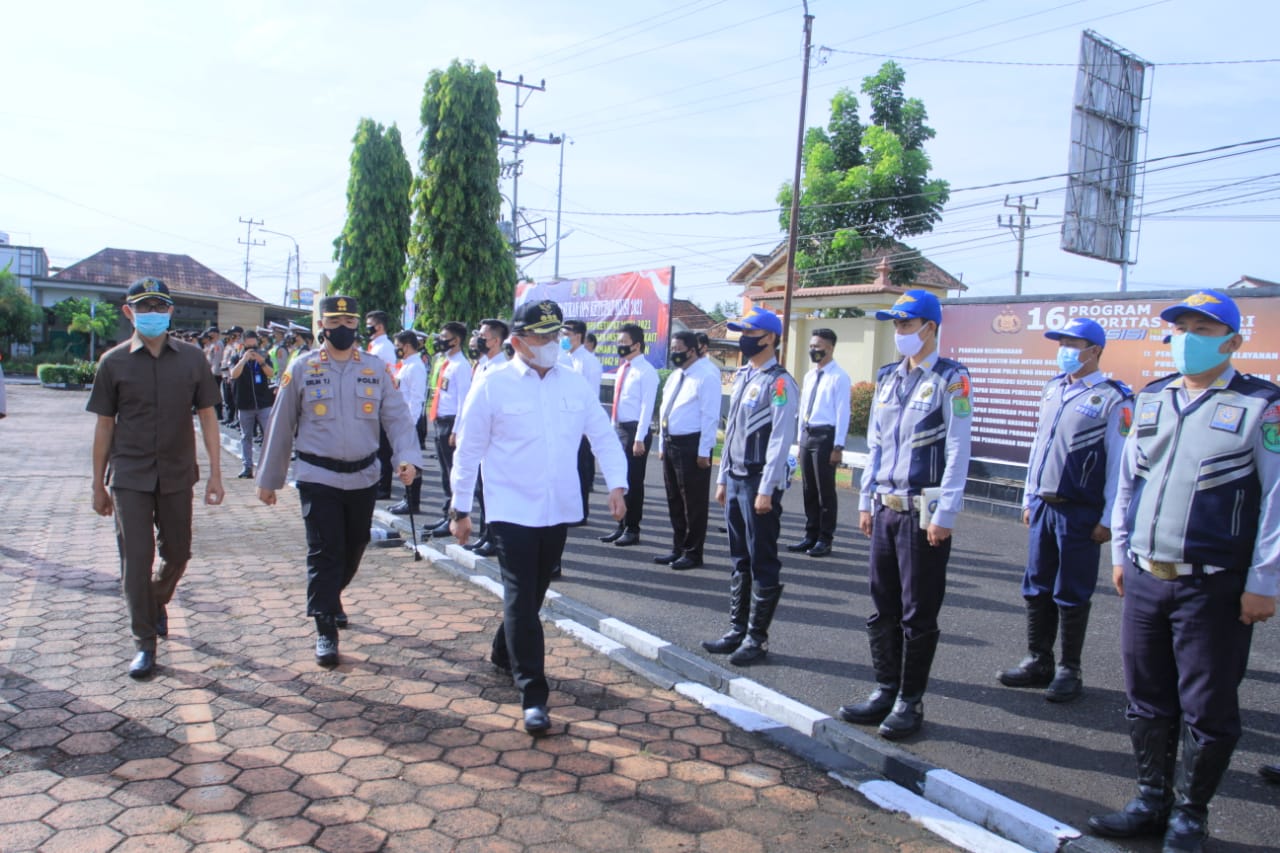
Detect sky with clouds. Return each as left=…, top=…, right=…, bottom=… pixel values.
left=3, top=0, right=1277, bottom=311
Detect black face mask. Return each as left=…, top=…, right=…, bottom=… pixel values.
left=808, top=348, right=826, bottom=363
left=433, top=337, right=450, bottom=354
left=325, top=325, right=357, bottom=351
left=670, top=350, right=690, bottom=367
left=617, top=343, right=633, bottom=357
left=395, top=348, right=405, bottom=360
left=468, top=344, right=481, bottom=360
left=366, top=326, right=378, bottom=338
left=503, top=343, right=515, bottom=358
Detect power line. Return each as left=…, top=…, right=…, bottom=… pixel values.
left=823, top=47, right=1280, bottom=68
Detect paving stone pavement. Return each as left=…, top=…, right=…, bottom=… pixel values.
left=0, top=385, right=958, bottom=852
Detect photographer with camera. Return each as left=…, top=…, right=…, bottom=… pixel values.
left=229, top=329, right=275, bottom=478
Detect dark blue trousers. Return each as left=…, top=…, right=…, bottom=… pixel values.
left=869, top=503, right=950, bottom=641
left=488, top=522, right=568, bottom=709
left=724, top=472, right=783, bottom=588
left=1121, top=563, right=1254, bottom=746
left=1023, top=497, right=1103, bottom=606
left=297, top=482, right=376, bottom=617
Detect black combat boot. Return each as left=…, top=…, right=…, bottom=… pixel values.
left=701, top=572, right=751, bottom=654
left=1046, top=602, right=1090, bottom=702
left=879, top=630, right=940, bottom=740
left=838, top=621, right=903, bottom=725
left=998, top=594, right=1057, bottom=688
left=1162, top=724, right=1234, bottom=853
left=1088, top=715, right=1178, bottom=838
left=729, top=585, right=783, bottom=666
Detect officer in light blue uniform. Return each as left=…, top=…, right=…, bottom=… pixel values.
left=700, top=307, right=799, bottom=667
left=1090, top=290, right=1280, bottom=853
left=999, top=318, right=1133, bottom=703
left=838, top=290, right=972, bottom=740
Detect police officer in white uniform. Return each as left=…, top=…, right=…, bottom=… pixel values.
left=1089, top=290, right=1279, bottom=853
left=839, top=289, right=972, bottom=740
left=449, top=300, right=628, bottom=734
left=257, top=296, right=422, bottom=669
left=999, top=318, right=1132, bottom=703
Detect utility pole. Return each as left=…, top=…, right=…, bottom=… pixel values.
left=998, top=196, right=1037, bottom=295
left=554, top=133, right=572, bottom=279
left=780, top=2, right=814, bottom=364
left=238, top=217, right=265, bottom=290
left=258, top=227, right=301, bottom=307
left=496, top=72, right=560, bottom=259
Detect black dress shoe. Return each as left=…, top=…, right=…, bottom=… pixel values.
left=473, top=540, right=497, bottom=557
left=787, top=538, right=817, bottom=553
left=523, top=705, right=551, bottom=734
left=386, top=500, right=418, bottom=515
left=428, top=519, right=452, bottom=538
left=156, top=605, right=168, bottom=637
left=599, top=528, right=625, bottom=543
left=614, top=531, right=640, bottom=547
left=669, top=556, right=703, bottom=571
left=550, top=563, right=562, bottom=579
left=236, top=467, right=254, bottom=479
left=129, top=650, right=155, bottom=679
left=1262, top=763, right=1280, bottom=783
left=806, top=541, right=832, bottom=558
left=653, top=552, right=681, bottom=565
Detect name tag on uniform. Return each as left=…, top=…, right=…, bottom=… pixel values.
left=744, top=384, right=762, bottom=408
left=1210, top=404, right=1245, bottom=433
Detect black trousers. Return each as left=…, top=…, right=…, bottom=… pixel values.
left=799, top=426, right=838, bottom=542
left=221, top=378, right=237, bottom=423
left=297, top=481, right=376, bottom=618
left=433, top=415, right=457, bottom=517
left=488, top=522, right=568, bottom=709
left=869, top=502, right=950, bottom=641
left=576, top=437, right=595, bottom=522
left=415, top=414, right=428, bottom=450
left=376, top=429, right=393, bottom=494
left=615, top=421, right=651, bottom=532
left=662, top=433, right=710, bottom=559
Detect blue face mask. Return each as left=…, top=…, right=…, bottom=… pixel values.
left=133, top=312, right=171, bottom=338
left=1056, top=345, right=1087, bottom=376
left=1171, top=331, right=1233, bottom=376
left=560, top=336, right=572, bottom=352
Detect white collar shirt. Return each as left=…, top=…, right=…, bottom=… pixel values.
left=801, top=359, right=852, bottom=438
left=434, top=350, right=472, bottom=418
left=568, top=345, right=604, bottom=393
left=451, top=358, right=629, bottom=526
left=367, top=334, right=396, bottom=366
left=656, top=357, right=722, bottom=457
left=396, top=355, right=429, bottom=417
left=612, top=355, right=658, bottom=427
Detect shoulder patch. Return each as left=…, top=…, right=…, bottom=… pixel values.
left=1118, top=404, right=1133, bottom=437
left=952, top=396, right=972, bottom=418
left=773, top=376, right=788, bottom=406
left=281, top=371, right=292, bottom=387
left=946, top=375, right=971, bottom=398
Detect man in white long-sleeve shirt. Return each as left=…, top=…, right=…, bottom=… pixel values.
left=599, top=323, right=658, bottom=547
left=389, top=331, right=429, bottom=516
left=449, top=300, right=627, bottom=734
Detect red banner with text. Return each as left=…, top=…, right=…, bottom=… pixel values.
left=938, top=294, right=1280, bottom=464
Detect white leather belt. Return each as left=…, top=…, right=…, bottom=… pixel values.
left=1131, top=553, right=1230, bottom=581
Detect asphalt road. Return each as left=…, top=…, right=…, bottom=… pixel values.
left=420, top=450, right=1280, bottom=853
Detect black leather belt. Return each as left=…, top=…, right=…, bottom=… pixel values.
left=297, top=451, right=377, bottom=473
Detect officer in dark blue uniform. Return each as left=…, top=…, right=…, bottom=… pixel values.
left=700, top=307, right=799, bottom=666
left=838, top=290, right=972, bottom=740
left=999, top=318, right=1132, bottom=702
left=1090, top=290, right=1279, bottom=853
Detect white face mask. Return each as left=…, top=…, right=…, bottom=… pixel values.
left=525, top=339, right=561, bottom=369
left=895, top=330, right=924, bottom=358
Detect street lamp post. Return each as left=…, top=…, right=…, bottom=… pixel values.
left=258, top=228, right=301, bottom=306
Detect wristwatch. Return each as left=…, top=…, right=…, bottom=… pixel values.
left=448, top=509, right=469, bottom=522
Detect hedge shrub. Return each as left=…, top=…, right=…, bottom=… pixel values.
left=37, top=361, right=97, bottom=386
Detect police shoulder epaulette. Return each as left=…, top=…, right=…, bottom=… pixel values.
left=875, top=362, right=897, bottom=381
left=1105, top=378, right=1134, bottom=398
left=1234, top=372, right=1280, bottom=398
left=764, top=362, right=788, bottom=377
left=934, top=357, right=967, bottom=378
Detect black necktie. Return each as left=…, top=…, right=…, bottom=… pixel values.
left=804, top=370, right=823, bottom=425
left=662, top=371, right=686, bottom=432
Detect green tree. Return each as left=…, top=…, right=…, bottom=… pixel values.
left=704, top=299, right=738, bottom=323
left=778, top=62, right=949, bottom=288
left=50, top=297, right=118, bottom=340
left=0, top=264, right=42, bottom=348
left=332, top=118, right=413, bottom=324
left=406, top=59, right=515, bottom=331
